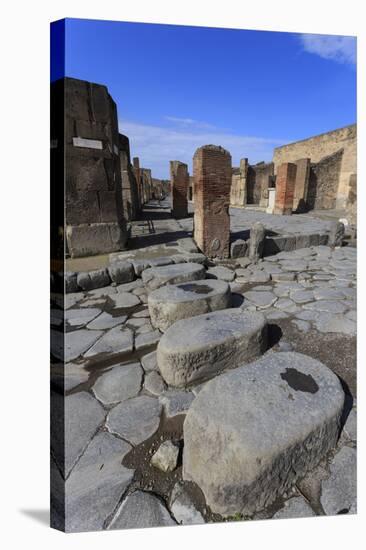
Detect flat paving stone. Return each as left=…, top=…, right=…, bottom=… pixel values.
left=159, top=390, right=195, bottom=418
left=183, top=352, right=344, bottom=517
left=116, top=279, right=144, bottom=293
left=53, top=329, right=104, bottom=362
left=249, top=270, right=271, bottom=283
left=170, top=482, right=205, bottom=525
left=303, top=300, right=348, bottom=314
left=292, top=319, right=311, bottom=332
left=157, top=309, right=267, bottom=387
left=84, top=326, right=134, bottom=358
left=343, top=408, right=357, bottom=441
left=106, top=395, right=162, bottom=445
left=313, top=312, right=356, bottom=336
left=271, top=272, right=296, bottom=282
left=87, top=311, right=127, bottom=330
left=320, top=446, right=357, bottom=515
left=142, top=263, right=206, bottom=291
left=290, top=290, right=314, bottom=304
left=313, top=288, right=346, bottom=301
left=148, top=279, right=231, bottom=331
left=63, top=362, right=89, bottom=392
left=65, top=308, right=101, bottom=327
left=111, top=292, right=141, bottom=309
left=243, top=290, right=277, bottom=309
left=272, top=496, right=316, bottom=520
left=92, top=363, right=143, bottom=405
left=144, top=371, right=166, bottom=396
left=65, top=432, right=133, bottom=532
left=52, top=391, right=106, bottom=478
left=206, top=265, right=235, bottom=282
left=141, top=351, right=158, bottom=372
left=135, top=330, right=161, bottom=351
left=109, top=490, right=176, bottom=530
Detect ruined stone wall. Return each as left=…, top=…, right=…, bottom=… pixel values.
left=246, top=162, right=274, bottom=205
left=64, top=77, right=128, bottom=257
left=230, top=158, right=248, bottom=206
left=132, top=157, right=143, bottom=208
left=170, top=161, right=189, bottom=218
left=274, top=163, right=296, bottom=215
left=273, top=125, right=356, bottom=209
left=293, top=158, right=310, bottom=213
left=193, top=145, right=231, bottom=259
left=119, top=133, right=139, bottom=221
left=141, top=168, right=153, bottom=204
left=346, top=174, right=357, bottom=226
left=307, top=150, right=343, bottom=210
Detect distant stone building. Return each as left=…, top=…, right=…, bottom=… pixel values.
left=119, top=134, right=140, bottom=222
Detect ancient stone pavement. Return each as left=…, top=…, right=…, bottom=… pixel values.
left=52, top=200, right=356, bottom=532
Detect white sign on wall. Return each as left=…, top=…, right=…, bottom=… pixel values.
left=72, top=137, right=103, bottom=150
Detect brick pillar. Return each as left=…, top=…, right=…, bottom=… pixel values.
left=170, top=161, right=189, bottom=218
left=193, top=145, right=232, bottom=258
left=293, top=158, right=310, bottom=212
left=274, top=162, right=297, bottom=215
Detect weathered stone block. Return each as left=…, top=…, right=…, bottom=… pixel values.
left=157, top=309, right=267, bottom=387
left=230, top=239, right=247, bottom=258
left=67, top=223, right=128, bottom=258
left=274, top=163, right=297, bottom=215
left=77, top=268, right=111, bottom=291
left=183, top=352, right=345, bottom=516
left=142, top=263, right=206, bottom=292
left=107, top=261, right=134, bottom=284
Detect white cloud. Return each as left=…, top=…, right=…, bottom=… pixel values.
left=299, top=34, right=356, bottom=65
left=119, top=119, right=284, bottom=179
left=164, top=116, right=216, bottom=130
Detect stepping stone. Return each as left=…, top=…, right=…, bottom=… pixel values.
left=170, top=482, right=205, bottom=525
left=109, top=491, right=176, bottom=530
left=243, top=290, right=277, bottom=309
left=157, top=309, right=267, bottom=387
left=65, top=308, right=101, bottom=327
left=151, top=440, right=179, bottom=472
left=206, top=266, right=235, bottom=282
left=183, top=352, right=344, bottom=517
left=92, top=363, right=143, bottom=405
left=87, top=311, right=127, bottom=330
left=320, top=446, right=357, bottom=515
left=148, top=279, right=231, bottom=331
left=272, top=497, right=316, bottom=520
left=106, top=395, right=162, bottom=445
left=142, top=263, right=206, bottom=291
left=65, top=432, right=134, bottom=532
left=52, top=329, right=103, bottom=362
left=84, top=327, right=134, bottom=358
left=52, top=391, right=106, bottom=478
left=159, top=390, right=195, bottom=418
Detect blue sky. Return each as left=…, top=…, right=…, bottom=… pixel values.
left=54, top=19, right=356, bottom=178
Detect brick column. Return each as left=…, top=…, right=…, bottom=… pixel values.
left=274, top=162, right=297, bottom=215
left=193, top=145, right=232, bottom=258
left=170, top=161, right=189, bottom=218
left=293, top=158, right=310, bottom=212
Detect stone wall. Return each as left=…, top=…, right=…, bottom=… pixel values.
left=230, top=158, right=248, bottom=206
left=170, top=161, right=189, bottom=218
left=274, top=163, right=296, bottom=215
left=246, top=162, right=274, bottom=205
left=273, top=125, right=356, bottom=209
left=293, top=158, right=310, bottom=213
left=141, top=168, right=153, bottom=204
left=307, top=150, right=343, bottom=210
left=64, top=77, right=128, bottom=257
left=119, top=133, right=139, bottom=222
left=193, top=145, right=231, bottom=259
left=346, top=174, right=357, bottom=226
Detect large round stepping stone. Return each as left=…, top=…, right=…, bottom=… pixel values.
left=142, top=262, right=206, bottom=291
left=183, top=352, right=344, bottom=517
left=157, top=309, right=267, bottom=387
left=148, top=279, right=231, bottom=331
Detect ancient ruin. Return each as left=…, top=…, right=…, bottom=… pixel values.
left=273, top=162, right=297, bottom=215
left=170, top=161, right=189, bottom=218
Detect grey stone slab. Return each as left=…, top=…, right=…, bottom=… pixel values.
left=111, top=292, right=141, bottom=309
left=132, top=308, right=150, bottom=318
left=142, top=263, right=206, bottom=291
left=65, top=292, right=85, bottom=309
left=131, top=259, right=151, bottom=277
left=181, top=252, right=207, bottom=264
left=65, top=432, right=133, bottom=532
left=243, top=290, right=277, bottom=309
left=136, top=322, right=154, bottom=334
left=144, top=371, right=166, bottom=396
left=65, top=272, right=79, bottom=293
left=280, top=260, right=308, bottom=272
left=321, top=446, right=357, bottom=515
left=116, top=279, right=144, bottom=293
left=249, top=270, right=271, bottom=283
left=159, top=390, right=195, bottom=418
left=272, top=496, right=316, bottom=519
left=106, top=395, right=162, bottom=445
left=92, top=363, right=143, bottom=405
left=343, top=408, right=357, bottom=441
left=148, top=279, right=231, bottom=331
left=345, top=310, right=357, bottom=322
left=141, top=351, right=158, bottom=372
left=151, top=440, right=179, bottom=472
left=109, top=490, right=176, bottom=529
left=265, top=310, right=290, bottom=320
left=183, top=352, right=344, bottom=516
left=271, top=272, right=296, bottom=282
left=303, top=300, right=348, bottom=314
left=108, top=261, right=135, bottom=284
left=274, top=298, right=299, bottom=313
left=292, top=320, right=311, bottom=333
left=64, top=362, right=89, bottom=392
left=157, top=309, right=267, bottom=387
left=86, top=286, right=117, bottom=297
left=290, top=290, right=314, bottom=304
left=77, top=269, right=111, bottom=291
left=84, top=327, right=134, bottom=358
left=135, top=330, right=161, bottom=351
left=313, top=313, right=356, bottom=336
left=148, top=257, right=174, bottom=267
left=53, top=329, right=103, bottom=362
left=313, top=288, right=348, bottom=301
left=206, top=266, right=235, bottom=282
left=170, top=482, right=205, bottom=525
left=87, top=311, right=127, bottom=330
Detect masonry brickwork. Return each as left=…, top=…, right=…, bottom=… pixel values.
left=170, top=161, right=189, bottom=218
left=293, top=158, right=310, bottom=213
left=273, top=125, right=356, bottom=209
left=246, top=162, right=274, bottom=206
left=63, top=77, right=128, bottom=258
left=230, top=158, right=248, bottom=206
left=193, top=145, right=232, bottom=258
left=307, top=150, right=343, bottom=210
left=274, top=162, right=297, bottom=215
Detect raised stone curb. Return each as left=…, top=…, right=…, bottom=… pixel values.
left=183, top=352, right=344, bottom=516
left=157, top=308, right=267, bottom=387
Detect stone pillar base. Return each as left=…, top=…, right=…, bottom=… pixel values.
left=66, top=223, right=128, bottom=258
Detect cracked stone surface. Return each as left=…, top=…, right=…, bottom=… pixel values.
left=87, top=311, right=127, bottom=330
left=159, top=390, right=195, bottom=418
left=170, top=482, right=205, bottom=525
left=109, top=490, right=176, bottom=529
left=84, top=326, right=134, bottom=358
left=92, top=362, right=143, bottom=405
left=320, top=446, right=357, bottom=515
